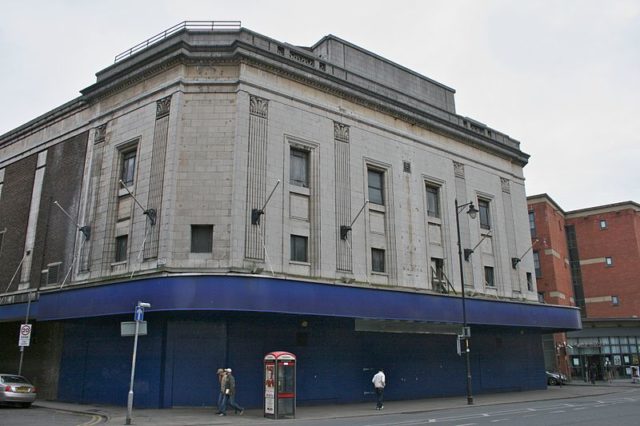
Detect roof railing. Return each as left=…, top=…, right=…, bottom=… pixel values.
left=114, top=20, right=241, bottom=63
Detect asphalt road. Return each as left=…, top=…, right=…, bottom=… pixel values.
left=291, top=388, right=640, bottom=426
left=0, top=405, right=103, bottom=426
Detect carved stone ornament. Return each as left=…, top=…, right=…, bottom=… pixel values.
left=156, top=96, right=172, bottom=119
left=453, top=161, right=465, bottom=179
left=334, top=122, right=350, bottom=142
left=501, top=177, right=510, bottom=193
left=249, top=95, right=269, bottom=118
left=94, top=124, right=107, bottom=144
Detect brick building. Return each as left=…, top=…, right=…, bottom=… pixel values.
left=528, top=194, right=640, bottom=380
left=0, top=22, right=579, bottom=408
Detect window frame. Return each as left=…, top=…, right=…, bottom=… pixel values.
left=599, top=219, right=607, bottom=230
left=478, top=199, right=491, bottom=230
left=484, top=266, right=495, bottom=287
left=120, top=149, right=137, bottom=187
left=528, top=211, right=537, bottom=237
left=605, top=256, right=613, bottom=267
left=115, top=235, right=129, bottom=262
left=533, top=251, right=541, bottom=277
left=367, top=168, right=385, bottom=205
left=289, top=148, right=310, bottom=188
left=426, top=184, right=441, bottom=218
left=191, top=225, right=214, bottom=253
left=526, top=272, right=533, bottom=292
left=371, top=248, right=386, bottom=273
left=290, top=234, right=309, bottom=263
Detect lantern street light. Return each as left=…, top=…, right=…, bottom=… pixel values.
left=455, top=199, right=478, bottom=405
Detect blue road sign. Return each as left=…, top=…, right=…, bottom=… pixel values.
left=134, top=306, right=144, bottom=322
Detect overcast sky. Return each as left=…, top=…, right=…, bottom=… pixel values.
left=1, top=0, right=638, bottom=211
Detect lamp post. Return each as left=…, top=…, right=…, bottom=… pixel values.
left=126, top=301, right=151, bottom=425
left=455, top=199, right=478, bottom=405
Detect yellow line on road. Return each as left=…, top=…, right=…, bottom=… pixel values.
left=77, top=414, right=103, bottom=426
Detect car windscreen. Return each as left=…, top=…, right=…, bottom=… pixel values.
left=1, top=375, right=30, bottom=384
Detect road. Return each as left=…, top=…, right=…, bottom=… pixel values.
left=292, top=388, right=640, bottom=426
left=0, top=406, right=103, bottom=426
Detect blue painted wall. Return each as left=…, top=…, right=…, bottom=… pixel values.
left=57, top=312, right=547, bottom=408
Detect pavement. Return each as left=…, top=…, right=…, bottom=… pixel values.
left=33, top=379, right=640, bottom=425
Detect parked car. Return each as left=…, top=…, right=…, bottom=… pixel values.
left=0, top=374, right=37, bottom=407
left=546, top=371, right=568, bottom=385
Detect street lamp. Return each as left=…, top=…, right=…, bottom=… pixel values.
left=455, top=199, right=478, bottom=405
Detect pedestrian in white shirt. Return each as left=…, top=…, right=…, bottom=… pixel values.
left=372, top=369, right=386, bottom=410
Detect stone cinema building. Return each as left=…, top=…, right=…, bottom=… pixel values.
left=0, top=22, right=580, bottom=408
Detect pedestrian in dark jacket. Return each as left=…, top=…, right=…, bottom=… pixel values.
left=218, top=368, right=244, bottom=416
left=215, top=368, right=226, bottom=414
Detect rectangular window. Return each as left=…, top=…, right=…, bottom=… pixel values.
left=290, top=235, right=308, bottom=262
left=600, top=219, right=607, bottom=230
left=484, top=266, right=495, bottom=287
left=121, top=150, right=137, bottom=186
left=533, top=251, right=541, bottom=277
left=367, top=169, right=384, bottom=205
left=431, top=257, right=445, bottom=291
left=371, top=248, right=386, bottom=273
left=426, top=185, right=440, bottom=218
left=605, top=256, right=613, bottom=267
left=526, top=272, right=533, bottom=292
left=538, top=292, right=545, bottom=303
left=115, top=235, right=128, bottom=262
left=478, top=199, right=491, bottom=230
left=612, top=295, right=619, bottom=306
left=528, top=211, right=536, bottom=237
left=191, top=225, right=213, bottom=253
left=289, top=148, right=309, bottom=187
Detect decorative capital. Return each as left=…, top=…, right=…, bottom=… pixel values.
left=156, top=96, right=172, bottom=119
left=249, top=95, right=269, bottom=118
left=334, top=122, right=350, bottom=142
left=500, top=177, right=510, bottom=193
left=94, top=124, right=107, bottom=144
left=453, top=161, right=465, bottom=179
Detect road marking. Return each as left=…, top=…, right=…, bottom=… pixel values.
left=77, top=415, right=103, bottom=426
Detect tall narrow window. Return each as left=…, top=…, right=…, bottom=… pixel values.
left=600, top=219, right=607, bottom=230
left=612, top=295, right=619, bottom=306
left=533, top=251, right=541, bottom=277
left=290, top=148, right=309, bottom=187
left=191, top=225, right=213, bottom=253
left=528, top=211, right=536, bottom=237
left=121, top=150, right=137, bottom=186
left=426, top=185, right=440, bottom=218
left=367, top=169, right=384, bottom=205
left=478, top=199, right=491, bottom=230
left=605, top=256, right=613, bottom=267
left=526, top=272, right=533, bottom=292
left=371, top=248, right=386, bottom=273
left=484, top=266, right=495, bottom=287
left=290, top=235, right=308, bottom=262
left=431, top=257, right=445, bottom=291
left=115, top=235, right=128, bottom=262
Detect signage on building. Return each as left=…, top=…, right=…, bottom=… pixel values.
left=18, top=324, right=32, bottom=347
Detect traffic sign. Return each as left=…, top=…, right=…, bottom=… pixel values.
left=18, top=324, right=32, bottom=347
left=134, top=306, right=144, bottom=322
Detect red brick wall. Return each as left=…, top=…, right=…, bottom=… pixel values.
left=567, top=209, right=640, bottom=318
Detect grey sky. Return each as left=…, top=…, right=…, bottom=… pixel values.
left=1, top=0, right=638, bottom=211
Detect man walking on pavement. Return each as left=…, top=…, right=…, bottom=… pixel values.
left=215, top=368, right=226, bottom=415
left=372, top=369, right=386, bottom=410
left=219, top=368, right=244, bottom=416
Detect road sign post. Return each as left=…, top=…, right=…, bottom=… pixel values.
left=126, top=302, right=150, bottom=425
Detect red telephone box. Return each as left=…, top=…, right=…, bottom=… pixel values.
left=264, top=351, right=296, bottom=419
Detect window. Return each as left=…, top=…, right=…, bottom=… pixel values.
left=600, top=219, right=607, bottom=230
left=612, top=295, right=620, bottom=306
left=605, top=256, right=613, bottom=267
left=121, top=150, right=137, bottom=186
left=533, top=251, right=541, bottom=277
left=290, top=235, right=308, bottom=262
left=191, top=225, right=213, bottom=253
left=526, top=272, right=533, bottom=292
left=538, top=292, right=545, bottom=303
left=478, top=199, right=491, bottom=230
left=431, top=257, right=445, bottom=291
left=371, top=248, right=386, bottom=273
left=528, top=211, right=536, bottom=237
left=115, top=235, right=128, bottom=262
left=367, top=169, right=384, bottom=205
left=484, top=266, right=495, bottom=287
left=426, top=185, right=440, bottom=218
left=290, top=148, right=309, bottom=187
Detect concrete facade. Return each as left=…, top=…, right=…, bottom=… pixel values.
left=0, top=23, right=579, bottom=407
